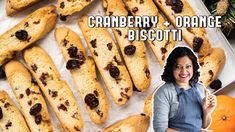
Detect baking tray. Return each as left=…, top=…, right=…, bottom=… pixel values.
left=0, top=0, right=235, bottom=131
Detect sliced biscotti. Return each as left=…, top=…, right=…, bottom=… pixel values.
left=103, top=114, right=150, bottom=132
left=23, top=46, right=84, bottom=131
left=5, top=60, right=53, bottom=132
left=0, top=5, right=57, bottom=66
left=78, top=15, right=133, bottom=105
left=125, top=0, right=175, bottom=67
left=154, top=0, right=212, bottom=57
left=199, top=48, right=225, bottom=87
left=55, top=27, right=109, bottom=124
left=6, top=0, right=42, bottom=16
left=57, top=0, right=94, bottom=20
left=0, top=90, right=30, bottom=132
left=144, top=93, right=153, bottom=117
left=102, top=0, right=151, bottom=92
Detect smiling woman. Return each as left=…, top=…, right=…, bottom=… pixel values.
left=153, top=46, right=216, bottom=132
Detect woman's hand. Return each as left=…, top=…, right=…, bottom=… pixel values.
left=202, top=94, right=216, bottom=115
left=202, top=94, right=216, bottom=128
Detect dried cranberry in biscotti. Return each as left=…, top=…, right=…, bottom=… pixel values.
left=90, top=39, right=97, bottom=48
left=115, top=29, right=122, bottom=36
left=124, top=45, right=136, bottom=55
left=15, top=30, right=28, bottom=41
left=60, top=2, right=65, bottom=9
left=161, top=47, right=167, bottom=54
left=166, top=0, right=183, bottom=13
left=35, top=114, right=42, bottom=124
left=210, top=79, right=222, bottom=90
left=132, top=7, right=139, bottom=14
left=0, top=107, right=3, bottom=119
left=107, top=43, right=113, bottom=51
left=31, top=64, right=38, bottom=72
left=109, top=65, right=120, bottom=78
left=0, top=66, right=6, bottom=79
left=30, top=103, right=42, bottom=116
left=66, top=59, right=84, bottom=69
left=58, top=104, right=67, bottom=111
left=193, top=37, right=203, bottom=52
left=93, top=90, right=99, bottom=97
left=59, top=14, right=68, bottom=21
left=67, top=46, right=78, bottom=58
left=84, top=93, right=99, bottom=109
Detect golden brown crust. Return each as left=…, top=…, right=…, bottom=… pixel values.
left=6, top=0, right=42, bottom=16
left=199, top=48, right=225, bottom=87
left=104, top=114, right=150, bottom=132
left=144, top=93, right=153, bottom=117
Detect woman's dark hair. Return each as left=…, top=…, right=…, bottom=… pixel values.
left=161, top=46, right=200, bottom=85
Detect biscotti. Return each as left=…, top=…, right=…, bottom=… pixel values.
left=5, top=60, right=53, bottom=132
left=199, top=48, right=225, bottom=87
left=23, top=46, right=84, bottom=131
left=55, top=27, right=109, bottom=124
left=103, top=114, right=150, bottom=132
left=0, top=5, right=57, bottom=66
left=0, top=90, right=30, bottom=132
left=144, top=93, right=153, bottom=117
left=6, top=0, right=42, bottom=16
left=57, top=0, right=94, bottom=20
left=103, top=0, right=151, bottom=92
left=78, top=15, right=133, bottom=105
left=125, top=0, right=175, bottom=67
left=154, top=0, right=212, bottom=57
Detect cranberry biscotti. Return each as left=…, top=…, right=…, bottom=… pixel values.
left=103, top=0, right=151, bottom=92
left=125, top=0, right=175, bottom=67
left=0, top=90, right=30, bottom=132
left=5, top=60, right=53, bottom=132
left=23, top=46, right=84, bottom=131
left=55, top=27, right=109, bottom=124
left=6, top=0, right=42, bottom=16
left=0, top=5, right=57, bottom=66
left=79, top=15, right=133, bottom=105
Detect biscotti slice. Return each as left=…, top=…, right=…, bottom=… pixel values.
left=0, top=5, right=57, bottom=66
left=78, top=15, right=133, bottom=105
left=55, top=27, right=109, bottom=124
left=154, top=0, right=212, bottom=57
left=23, top=46, right=84, bottom=131
left=0, top=90, right=30, bottom=132
left=103, top=114, right=150, bottom=132
left=144, top=93, right=153, bottom=117
left=57, top=0, right=94, bottom=20
left=5, top=60, right=53, bottom=132
left=6, top=0, right=42, bottom=16
left=199, top=48, right=225, bottom=87
left=102, top=0, right=151, bottom=92
left=125, top=0, right=175, bottom=67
